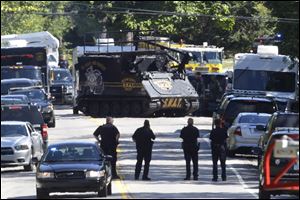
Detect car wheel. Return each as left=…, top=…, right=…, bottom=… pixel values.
left=48, top=116, right=56, bottom=128
left=227, top=149, right=235, bottom=157
left=24, top=154, right=34, bottom=171
left=259, top=182, right=270, bottom=199
left=107, top=182, right=112, bottom=195
left=36, top=188, right=49, bottom=199
left=73, top=107, right=79, bottom=114
left=98, top=184, right=107, bottom=197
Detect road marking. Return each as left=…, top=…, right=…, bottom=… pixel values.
left=89, top=117, right=130, bottom=199
left=202, top=138, right=258, bottom=199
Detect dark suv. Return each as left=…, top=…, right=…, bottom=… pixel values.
left=212, top=94, right=278, bottom=129
left=1, top=78, right=41, bottom=95
left=257, top=112, right=299, bottom=164
left=50, top=68, right=74, bottom=104
left=9, top=87, right=56, bottom=128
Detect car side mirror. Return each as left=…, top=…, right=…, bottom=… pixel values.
left=256, top=125, right=266, bottom=131
left=104, top=155, right=113, bottom=161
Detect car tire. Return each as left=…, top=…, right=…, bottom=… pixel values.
left=36, top=188, right=49, bottom=199
left=48, top=116, right=56, bottom=128
left=24, top=154, right=34, bottom=171
left=98, top=184, right=107, bottom=197
left=259, top=183, right=270, bottom=199
left=73, top=107, right=79, bottom=114
left=107, top=182, right=112, bottom=195
left=227, top=149, right=235, bottom=157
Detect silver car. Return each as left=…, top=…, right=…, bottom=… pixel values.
left=227, top=112, right=272, bottom=157
left=1, top=121, right=44, bottom=171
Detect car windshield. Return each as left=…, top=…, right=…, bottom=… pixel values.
left=239, top=115, right=271, bottom=124
left=234, top=70, right=296, bottom=92
left=44, top=144, right=102, bottom=162
left=1, top=105, right=44, bottom=125
left=224, top=100, right=276, bottom=123
left=1, top=124, right=28, bottom=137
left=1, top=68, right=42, bottom=81
left=51, top=70, right=72, bottom=82
left=11, top=90, right=45, bottom=101
left=274, top=115, right=299, bottom=128
left=1, top=81, right=34, bottom=95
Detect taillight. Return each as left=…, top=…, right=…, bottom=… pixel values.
left=41, top=124, right=48, bottom=139
left=234, top=127, right=242, bottom=136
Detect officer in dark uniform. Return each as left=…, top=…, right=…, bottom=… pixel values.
left=132, top=120, right=156, bottom=181
left=209, top=119, right=228, bottom=182
left=58, top=55, right=69, bottom=69
left=180, top=118, right=200, bottom=180
left=93, top=117, right=120, bottom=179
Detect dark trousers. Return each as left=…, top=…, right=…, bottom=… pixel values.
left=102, top=146, right=118, bottom=176
left=183, top=148, right=198, bottom=178
left=211, top=143, right=226, bottom=179
left=135, top=147, right=152, bottom=179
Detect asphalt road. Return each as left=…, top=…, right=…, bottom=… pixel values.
left=1, top=105, right=298, bottom=199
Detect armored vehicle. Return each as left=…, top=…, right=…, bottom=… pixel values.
left=72, top=30, right=199, bottom=117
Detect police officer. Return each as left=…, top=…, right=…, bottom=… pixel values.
left=209, top=119, right=228, bottom=182
left=58, top=54, right=69, bottom=69
left=93, top=117, right=120, bottom=179
left=132, top=120, right=155, bottom=180
left=180, top=118, right=200, bottom=180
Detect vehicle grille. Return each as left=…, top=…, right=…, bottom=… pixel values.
left=55, top=171, right=85, bottom=179
left=50, top=86, right=62, bottom=94
left=1, top=147, right=14, bottom=155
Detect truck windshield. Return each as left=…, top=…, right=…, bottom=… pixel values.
left=233, top=70, right=296, bottom=92
left=1, top=68, right=42, bottom=81
left=51, top=70, right=72, bottom=82
left=203, top=52, right=221, bottom=64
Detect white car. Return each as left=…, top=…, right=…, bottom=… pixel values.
left=227, top=112, right=272, bottom=157
left=1, top=121, right=44, bottom=171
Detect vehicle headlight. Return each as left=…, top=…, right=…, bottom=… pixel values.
left=66, top=85, right=73, bottom=93
left=86, top=170, right=105, bottom=178
left=14, top=144, right=29, bottom=151
left=37, top=172, right=54, bottom=179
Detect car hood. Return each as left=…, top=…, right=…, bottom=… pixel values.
left=51, top=82, right=73, bottom=87
left=31, top=100, right=49, bottom=107
left=40, top=162, right=104, bottom=172
left=1, top=136, right=29, bottom=147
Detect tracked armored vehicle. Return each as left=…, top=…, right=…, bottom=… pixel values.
left=72, top=30, right=199, bottom=117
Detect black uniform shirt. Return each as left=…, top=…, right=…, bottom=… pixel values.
left=209, top=127, right=228, bottom=145
left=93, top=124, right=120, bottom=149
left=132, top=127, right=155, bottom=149
left=180, top=125, right=199, bottom=147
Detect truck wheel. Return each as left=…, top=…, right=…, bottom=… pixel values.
left=131, top=102, right=142, bottom=117
left=89, top=102, right=99, bottom=117
left=99, top=102, right=110, bottom=117
left=111, top=102, right=121, bottom=117
left=73, top=107, right=79, bottom=114
left=121, top=102, right=130, bottom=117
left=48, top=117, right=56, bottom=128
left=107, top=182, right=112, bottom=195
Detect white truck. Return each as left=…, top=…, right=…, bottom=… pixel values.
left=1, top=31, right=60, bottom=68
left=1, top=31, right=60, bottom=93
left=233, top=45, right=299, bottom=111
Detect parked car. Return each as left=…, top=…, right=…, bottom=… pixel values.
left=9, top=86, right=56, bottom=128
left=212, top=94, right=277, bottom=129
left=1, top=104, right=48, bottom=151
left=227, top=112, right=272, bottom=157
left=1, top=121, right=44, bottom=171
left=258, top=129, right=299, bottom=199
left=1, top=78, right=41, bottom=95
left=36, top=141, right=112, bottom=198
left=257, top=112, right=299, bottom=164
left=50, top=67, right=74, bottom=104
left=1, top=94, right=30, bottom=105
